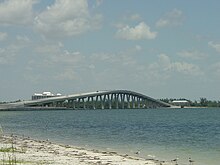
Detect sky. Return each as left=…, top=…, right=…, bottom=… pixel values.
left=0, top=0, right=220, bottom=101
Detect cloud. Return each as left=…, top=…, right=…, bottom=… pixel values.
left=135, top=45, right=142, bottom=51
left=25, top=47, right=87, bottom=84
left=34, top=0, right=102, bottom=38
left=178, top=50, right=207, bottom=60
left=208, top=41, right=220, bottom=53
left=0, top=36, right=31, bottom=65
left=35, top=42, right=63, bottom=54
left=115, top=22, right=157, bottom=40
left=96, top=0, right=103, bottom=7
left=211, top=62, right=220, bottom=77
left=151, top=54, right=203, bottom=76
left=90, top=46, right=140, bottom=67
left=16, top=35, right=30, bottom=43
left=0, top=32, right=7, bottom=41
left=172, top=62, right=202, bottom=76
left=0, top=0, right=36, bottom=26
left=156, top=9, right=184, bottom=28
left=158, top=53, right=171, bottom=70
left=0, top=45, right=19, bottom=65
left=52, top=51, right=83, bottom=81
left=129, top=14, right=142, bottom=21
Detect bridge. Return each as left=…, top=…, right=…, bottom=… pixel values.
left=24, top=90, right=170, bottom=109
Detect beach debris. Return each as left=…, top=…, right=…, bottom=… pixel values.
left=189, top=157, right=195, bottom=165
left=147, top=154, right=156, bottom=158
left=171, top=156, right=179, bottom=165
left=135, top=150, right=141, bottom=155
left=0, top=135, right=163, bottom=165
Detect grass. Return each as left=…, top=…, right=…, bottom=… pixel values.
left=0, top=147, right=14, bottom=153
left=0, top=127, right=50, bottom=165
left=0, top=126, right=19, bottom=165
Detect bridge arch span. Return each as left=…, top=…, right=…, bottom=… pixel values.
left=24, top=90, right=170, bottom=109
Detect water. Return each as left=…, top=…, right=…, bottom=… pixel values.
left=0, top=108, right=220, bottom=165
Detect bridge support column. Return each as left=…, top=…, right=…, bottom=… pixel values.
left=92, top=97, right=95, bottom=109
left=120, top=94, right=125, bottom=109
left=115, top=94, right=119, bottom=109
left=148, top=102, right=153, bottom=108
left=78, top=98, right=81, bottom=109
left=132, top=96, right=136, bottom=108
left=137, top=97, right=141, bottom=109
left=52, top=101, right=56, bottom=107
left=107, top=94, right=112, bottom=109
left=67, top=100, right=70, bottom=108
left=101, top=95, right=104, bottom=109
left=87, top=97, right=90, bottom=109
left=72, top=100, right=76, bottom=109
left=142, top=99, right=145, bottom=108
left=111, top=93, right=114, bottom=109
left=126, top=94, right=131, bottom=109
left=82, top=98, right=86, bottom=109
left=95, top=95, right=99, bottom=109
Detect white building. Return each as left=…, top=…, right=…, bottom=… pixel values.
left=172, top=100, right=190, bottom=108
left=32, top=92, right=62, bottom=100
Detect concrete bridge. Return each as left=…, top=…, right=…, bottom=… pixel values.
left=23, top=90, right=170, bottom=109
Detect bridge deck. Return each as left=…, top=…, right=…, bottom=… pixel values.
left=1, top=90, right=171, bottom=110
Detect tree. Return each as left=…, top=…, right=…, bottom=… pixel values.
left=200, top=98, right=208, bottom=107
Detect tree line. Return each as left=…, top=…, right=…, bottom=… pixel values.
left=160, top=98, right=220, bottom=107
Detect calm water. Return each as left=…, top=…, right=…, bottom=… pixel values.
left=0, top=108, right=220, bottom=165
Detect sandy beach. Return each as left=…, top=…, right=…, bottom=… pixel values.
left=0, top=134, right=171, bottom=165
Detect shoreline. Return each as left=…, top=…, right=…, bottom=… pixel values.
left=0, top=134, right=170, bottom=165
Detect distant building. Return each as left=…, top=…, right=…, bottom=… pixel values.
left=172, top=100, right=190, bottom=108
left=32, top=92, right=62, bottom=100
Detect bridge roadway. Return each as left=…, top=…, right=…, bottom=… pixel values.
left=23, top=90, right=170, bottom=109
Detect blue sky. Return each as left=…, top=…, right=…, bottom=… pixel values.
left=0, top=0, right=220, bottom=101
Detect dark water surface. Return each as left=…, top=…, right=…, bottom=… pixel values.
left=0, top=108, right=220, bottom=165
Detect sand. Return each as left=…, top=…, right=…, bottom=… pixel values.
left=0, top=135, right=171, bottom=165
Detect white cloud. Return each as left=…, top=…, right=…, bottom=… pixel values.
left=156, top=9, right=184, bottom=28
left=211, top=62, right=220, bottom=77
left=0, top=45, right=20, bottom=65
left=16, top=35, right=30, bottom=43
left=172, top=62, right=202, bottom=76
left=135, top=45, right=142, bottom=51
left=54, top=68, right=78, bottom=81
left=208, top=41, right=220, bottom=53
left=25, top=47, right=86, bottom=82
left=178, top=50, right=207, bottom=60
left=151, top=54, right=203, bottom=76
left=0, top=32, right=7, bottom=41
left=34, top=0, right=102, bottom=38
left=96, top=0, right=103, bottom=7
left=115, top=22, right=157, bottom=40
left=129, top=14, right=142, bottom=21
left=0, top=35, right=32, bottom=64
left=50, top=51, right=84, bottom=65
left=0, top=0, right=36, bottom=26
left=35, top=42, right=63, bottom=54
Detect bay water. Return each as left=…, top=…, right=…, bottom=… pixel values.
left=0, top=108, right=219, bottom=165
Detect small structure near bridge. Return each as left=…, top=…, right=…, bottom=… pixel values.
left=172, top=100, right=190, bottom=108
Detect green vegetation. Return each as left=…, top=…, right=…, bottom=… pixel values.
left=0, top=147, right=15, bottom=153
left=0, top=146, right=17, bottom=165
left=160, top=98, right=220, bottom=107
